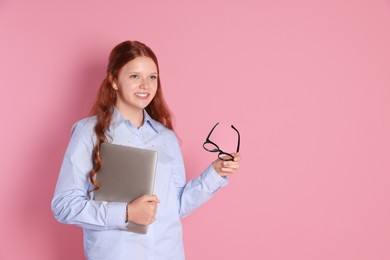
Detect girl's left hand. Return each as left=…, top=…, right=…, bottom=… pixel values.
left=212, top=153, right=241, bottom=177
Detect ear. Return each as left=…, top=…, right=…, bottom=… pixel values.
left=108, top=74, right=118, bottom=90
left=112, top=82, right=118, bottom=91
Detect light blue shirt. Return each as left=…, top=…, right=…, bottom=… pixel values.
left=51, top=108, right=228, bottom=260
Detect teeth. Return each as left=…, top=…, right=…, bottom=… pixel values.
left=135, top=93, right=148, bottom=97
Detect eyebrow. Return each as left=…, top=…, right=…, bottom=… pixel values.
left=127, top=71, right=158, bottom=75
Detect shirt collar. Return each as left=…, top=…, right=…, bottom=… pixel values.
left=110, top=107, right=159, bottom=133
left=143, top=110, right=159, bottom=133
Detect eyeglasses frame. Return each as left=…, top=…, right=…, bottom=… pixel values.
left=203, top=122, right=240, bottom=161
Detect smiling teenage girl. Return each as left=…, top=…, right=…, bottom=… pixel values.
left=52, top=40, right=240, bottom=260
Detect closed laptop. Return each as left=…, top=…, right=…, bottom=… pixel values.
left=93, top=142, right=158, bottom=234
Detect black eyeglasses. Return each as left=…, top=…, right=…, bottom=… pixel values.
left=203, top=122, right=240, bottom=161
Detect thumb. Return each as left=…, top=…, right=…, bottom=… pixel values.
left=144, top=194, right=160, bottom=203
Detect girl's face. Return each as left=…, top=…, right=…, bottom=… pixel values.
left=113, top=56, right=158, bottom=116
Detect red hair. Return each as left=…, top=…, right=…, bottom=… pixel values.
left=88, top=41, right=173, bottom=191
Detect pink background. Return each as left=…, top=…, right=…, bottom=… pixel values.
left=1, top=0, right=389, bottom=259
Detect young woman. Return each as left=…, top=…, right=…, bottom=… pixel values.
left=51, top=40, right=240, bottom=260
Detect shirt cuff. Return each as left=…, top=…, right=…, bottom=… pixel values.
left=201, top=164, right=229, bottom=192
left=106, top=202, right=128, bottom=230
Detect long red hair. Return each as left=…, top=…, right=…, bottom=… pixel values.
left=89, top=41, right=173, bottom=191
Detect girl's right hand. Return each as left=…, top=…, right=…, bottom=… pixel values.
left=127, top=194, right=160, bottom=225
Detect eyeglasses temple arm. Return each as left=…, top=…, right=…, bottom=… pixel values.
left=206, top=122, right=220, bottom=140
left=231, top=125, right=240, bottom=153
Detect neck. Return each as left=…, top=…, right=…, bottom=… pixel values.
left=130, top=113, right=144, bottom=128
left=115, top=105, right=144, bottom=128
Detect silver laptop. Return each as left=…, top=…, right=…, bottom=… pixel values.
left=93, top=142, right=158, bottom=234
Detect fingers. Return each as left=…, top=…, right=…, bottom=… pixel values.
left=231, top=152, right=241, bottom=162
left=220, top=163, right=239, bottom=176
left=221, top=161, right=240, bottom=172
left=142, top=194, right=160, bottom=203
left=146, top=201, right=158, bottom=222
left=212, top=153, right=241, bottom=177
left=127, top=195, right=160, bottom=225
left=142, top=195, right=159, bottom=223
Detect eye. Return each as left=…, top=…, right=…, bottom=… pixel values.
left=149, top=75, right=158, bottom=80
left=130, top=74, right=139, bottom=79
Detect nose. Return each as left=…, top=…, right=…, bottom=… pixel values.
left=139, top=76, right=150, bottom=89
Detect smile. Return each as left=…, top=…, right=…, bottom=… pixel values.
left=135, top=93, right=149, bottom=98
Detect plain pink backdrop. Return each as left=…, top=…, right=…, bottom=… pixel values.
left=1, top=0, right=389, bottom=259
